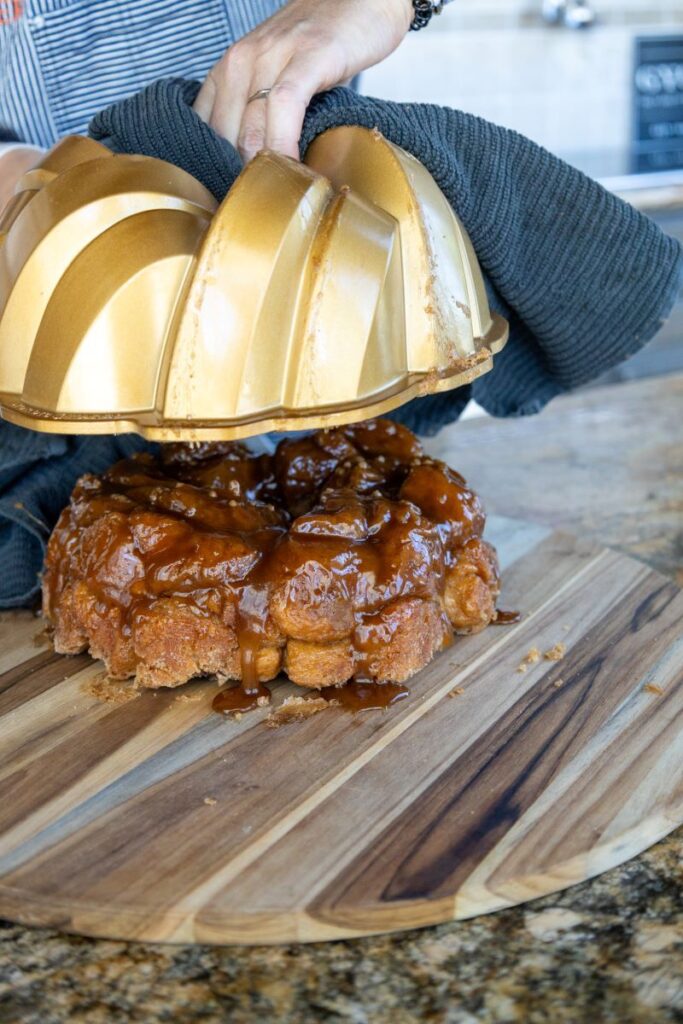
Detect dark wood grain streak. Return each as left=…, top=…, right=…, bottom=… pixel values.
left=0, top=690, right=173, bottom=836
left=313, top=572, right=683, bottom=909
left=485, top=671, right=683, bottom=886
left=0, top=650, right=91, bottom=715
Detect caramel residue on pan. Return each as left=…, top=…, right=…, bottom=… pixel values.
left=84, top=672, right=140, bottom=705
left=266, top=695, right=337, bottom=729
left=544, top=642, right=567, bottom=662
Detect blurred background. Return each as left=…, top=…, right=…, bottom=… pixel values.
left=364, top=0, right=683, bottom=393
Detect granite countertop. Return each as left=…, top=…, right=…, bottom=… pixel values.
left=1, top=374, right=682, bottom=1024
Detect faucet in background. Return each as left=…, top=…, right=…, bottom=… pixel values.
left=541, top=0, right=596, bottom=29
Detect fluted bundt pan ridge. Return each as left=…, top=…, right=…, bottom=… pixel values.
left=0, top=127, right=508, bottom=441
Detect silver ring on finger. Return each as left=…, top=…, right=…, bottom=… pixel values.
left=247, top=87, right=273, bottom=105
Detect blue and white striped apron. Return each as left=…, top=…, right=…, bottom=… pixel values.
left=0, top=0, right=286, bottom=146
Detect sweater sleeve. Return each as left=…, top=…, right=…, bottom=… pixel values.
left=301, top=89, right=683, bottom=421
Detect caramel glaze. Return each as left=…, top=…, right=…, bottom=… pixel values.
left=212, top=682, right=272, bottom=716
left=43, top=419, right=502, bottom=707
left=493, top=610, right=522, bottom=625
left=320, top=681, right=410, bottom=712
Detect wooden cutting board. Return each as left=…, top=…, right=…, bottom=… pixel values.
left=0, top=518, right=681, bottom=945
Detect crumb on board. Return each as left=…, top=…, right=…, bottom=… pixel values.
left=174, top=691, right=203, bottom=704
left=448, top=687, right=465, bottom=697
left=266, top=695, right=336, bottom=729
left=84, top=672, right=140, bottom=705
left=553, top=678, right=564, bottom=689
left=203, top=797, right=217, bottom=806
left=644, top=683, right=665, bottom=696
left=544, top=642, right=567, bottom=662
left=517, top=648, right=541, bottom=673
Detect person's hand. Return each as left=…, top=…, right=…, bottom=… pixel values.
left=0, top=146, right=43, bottom=215
left=194, top=0, right=414, bottom=163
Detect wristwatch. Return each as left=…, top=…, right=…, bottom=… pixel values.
left=410, top=0, right=446, bottom=32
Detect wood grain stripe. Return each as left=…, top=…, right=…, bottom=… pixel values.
left=0, top=677, right=223, bottom=857
left=0, top=649, right=92, bottom=715
left=310, top=576, right=683, bottom=916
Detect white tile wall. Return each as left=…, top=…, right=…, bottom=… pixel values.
left=362, top=2, right=683, bottom=159
left=430, top=0, right=683, bottom=30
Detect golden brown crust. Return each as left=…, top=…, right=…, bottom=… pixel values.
left=253, top=646, right=284, bottom=682
left=444, top=538, right=501, bottom=634
left=285, top=638, right=354, bottom=689
left=132, top=600, right=240, bottom=688
left=354, top=598, right=451, bottom=683
left=43, top=419, right=500, bottom=691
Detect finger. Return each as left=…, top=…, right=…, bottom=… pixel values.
left=193, top=72, right=216, bottom=123
left=235, top=50, right=289, bottom=162
left=237, top=87, right=269, bottom=163
left=265, top=56, right=329, bottom=160
left=208, top=44, right=255, bottom=148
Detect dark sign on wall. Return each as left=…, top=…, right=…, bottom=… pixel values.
left=632, top=35, right=683, bottom=173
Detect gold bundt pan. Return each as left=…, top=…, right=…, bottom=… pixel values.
left=0, top=127, right=507, bottom=441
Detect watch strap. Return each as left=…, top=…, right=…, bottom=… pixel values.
left=410, top=0, right=445, bottom=32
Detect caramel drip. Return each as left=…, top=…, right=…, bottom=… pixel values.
left=493, top=610, right=521, bottom=625
left=212, top=683, right=271, bottom=716
left=320, top=681, right=410, bottom=712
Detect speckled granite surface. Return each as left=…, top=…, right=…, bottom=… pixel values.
left=1, top=376, right=682, bottom=1023
left=1, top=830, right=681, bottom=1023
